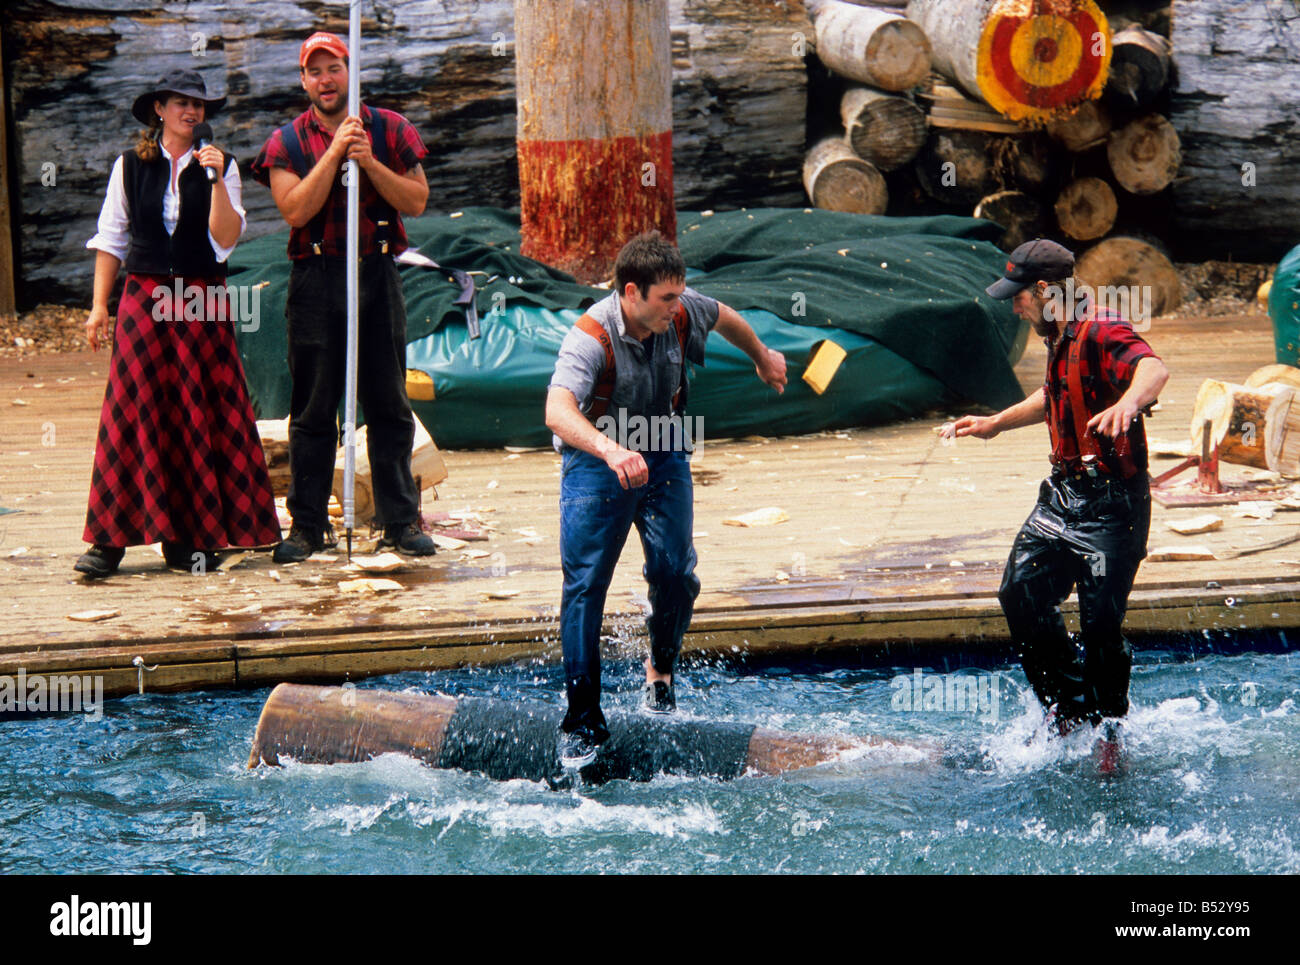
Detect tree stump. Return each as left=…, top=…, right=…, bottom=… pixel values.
left=1189, top=380, right=1294, bottom=471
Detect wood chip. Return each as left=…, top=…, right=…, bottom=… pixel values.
left=215, top=551, right=250, bottom=572
left=723, top=507, right=789, bottom=527
left=224, top=603, right=263, bottom=616
left=1165, top=514, right=1223, bottom=535
left=431, top=533, right=468, bottom=551
left=1147, top=546, right=1216, bottom=561
left=68, top=609, right=121, bottom=622
left=482, top=587, right=520, bottom=600
left=343, top=552, right=407, bottom=573
left=339, top=577, right=403, bottom=593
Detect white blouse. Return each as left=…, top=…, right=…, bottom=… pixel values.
left=86, top=141, right=247, bottom=264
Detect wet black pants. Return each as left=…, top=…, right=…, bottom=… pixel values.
left=998, top=471, right=1151, bottom=722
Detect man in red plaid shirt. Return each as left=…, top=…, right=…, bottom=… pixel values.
left=951, top=239, right=1169, bottom=769
left=252, top=31, right=436, bottom=562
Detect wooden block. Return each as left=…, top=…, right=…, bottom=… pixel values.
left=803, top=339, right=848, bottom=395
left=406, top=368, right=435, bottom=401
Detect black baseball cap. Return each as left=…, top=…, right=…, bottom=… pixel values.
left=985, top=239, right=1075, bottom=300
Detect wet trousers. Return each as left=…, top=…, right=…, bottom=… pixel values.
left=559, top=447, right=700, bottom=741
left=998, top=470, right=1151, bottom=722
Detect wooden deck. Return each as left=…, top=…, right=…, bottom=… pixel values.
left=2, top=310, right=1298, bottom=697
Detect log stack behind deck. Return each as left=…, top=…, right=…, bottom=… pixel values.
left=247, top=683, right=881, bottom=783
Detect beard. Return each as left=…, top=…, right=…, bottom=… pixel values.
left=309, top=88, right=347, bottom=119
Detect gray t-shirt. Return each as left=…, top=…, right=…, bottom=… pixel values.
left=549, top=287, right=720, bottom=451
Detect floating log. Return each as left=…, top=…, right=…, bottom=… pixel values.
left=247, top=683, right=925, bottom=784
left=514, top=0, right=674, bottom=282
left=808, top=0, right=932, bottom=92
left=1045, top=100, right=1112, bottom=152
left=803, top=137, right=889, bottom=214
left=1107, top=113, right=1181, bottom=195
left=974, top=189, right=1048, bottom=252
left=840, top=85, right=927, bottom=171
left=1054, top=176, right=1118, bottom=241
left=914, top=129, right=998, bottom=206
left=1075, top=235, right=1181, bottom=318
left=1189, top=380, right=1294, bottom=471
left=906, top=0, right=1112, bottom=125
left=1105, top=24, right=1170, bottom=110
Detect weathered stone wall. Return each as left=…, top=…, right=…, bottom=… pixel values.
left=5, top=0, right=811, bottom=305
left=1169, top=0, right=1300, bottom=261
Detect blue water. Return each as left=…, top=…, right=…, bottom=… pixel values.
left=2, top=649, right=1297, bottom=874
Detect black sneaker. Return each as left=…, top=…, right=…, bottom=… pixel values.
left=557, top=729, right=601, bottom=770
left=73, top=544, right=124, bottom=579
left=379, top=521, right=437, bottom=556
left=642, top=679, right=676, bottom=714
left=162, top=541, right=220, bottom=572
left=272, top=526, right=322, bottom=564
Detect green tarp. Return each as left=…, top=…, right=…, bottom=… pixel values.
left=1270, top=243, right=1300, bottom=366
left=228, top=207, right=1027, bottom=448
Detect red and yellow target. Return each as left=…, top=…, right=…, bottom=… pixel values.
left=977, top=0, right=1112, bottom=124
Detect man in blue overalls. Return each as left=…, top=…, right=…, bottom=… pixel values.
left=545, top=231, right=787, bottom=767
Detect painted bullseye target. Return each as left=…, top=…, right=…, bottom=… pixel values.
left=978, top=0, right=1112, bottom=123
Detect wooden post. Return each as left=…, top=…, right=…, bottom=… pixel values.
left=514, top=0, right=675, bottom=283
left=0, top=33, right=16, bottom=317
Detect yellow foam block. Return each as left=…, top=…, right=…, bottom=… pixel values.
left=802, top=339, right=847, bottom=395
left=407, top=369, right=435, bottom=401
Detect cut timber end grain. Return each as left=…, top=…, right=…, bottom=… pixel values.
left=1165, top=515, right=1223, bottom=536
left=803, top=138, right=888, bottom=215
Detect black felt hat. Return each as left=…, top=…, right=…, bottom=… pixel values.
left=131, top=69, right=227, bottom=125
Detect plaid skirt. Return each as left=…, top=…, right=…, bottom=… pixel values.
left=82, top=273, right=282, bottom=549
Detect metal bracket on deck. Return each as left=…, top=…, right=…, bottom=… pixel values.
left=131, top=655, right=159, bottom=695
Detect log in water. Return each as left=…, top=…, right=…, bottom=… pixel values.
left=248, top=683, right=918, bottom=784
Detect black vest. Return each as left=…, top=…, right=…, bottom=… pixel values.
left=122, top=148, right=233, bottom=278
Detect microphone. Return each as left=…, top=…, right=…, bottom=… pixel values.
left=193, top=122, right=217, bottom=183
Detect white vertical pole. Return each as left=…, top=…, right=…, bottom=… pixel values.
left=343, top=0, right=362, bottom=558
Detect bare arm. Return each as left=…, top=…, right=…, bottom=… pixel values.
left=545, top=386, right=648, bottom=489
left=952, top=387, right=1047, bottom=440
left=85, top=250, right=122, bottom=351
left=359, top=155, right=428, bottom=218
left=712, top=302, right=787, bottom=392
left=1088, top=356, right=1169, bottom=438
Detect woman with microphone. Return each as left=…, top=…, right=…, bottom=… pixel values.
left=76, top=69, right=280, bottom=578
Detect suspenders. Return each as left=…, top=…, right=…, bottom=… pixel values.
left=1054, top=319, right=1137, bottom=477
left=575, top=304, right=692, bottom=422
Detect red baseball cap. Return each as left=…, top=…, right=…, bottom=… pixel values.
left=299, top=31, right=348, bottom=68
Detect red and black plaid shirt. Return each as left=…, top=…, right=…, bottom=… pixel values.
left=251, top=103, right=427, bottom=260
left=1045, top=303, right=1159, bottom=478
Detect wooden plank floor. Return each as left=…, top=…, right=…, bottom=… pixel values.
left=2, top=310, right=1297, bottom=693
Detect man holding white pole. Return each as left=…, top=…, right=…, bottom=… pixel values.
left=252, top=28, right=436, bottom=562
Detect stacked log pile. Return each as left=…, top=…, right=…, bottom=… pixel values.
left=803, top=0, right=1186, bottom=315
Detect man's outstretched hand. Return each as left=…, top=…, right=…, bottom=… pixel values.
left=756, top=348, right=787, bottom=393
left=950, top=415, right=1001, bottom=440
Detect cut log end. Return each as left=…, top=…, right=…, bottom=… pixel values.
left=1054, top=177, right=1118, bottom=241
left=804, top=137, right=889, bottom=214
left=1108, top=114, right=1182, bottom=195
left=1075, top=235, right=1181, bottom=318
